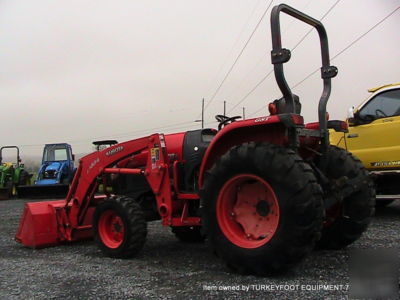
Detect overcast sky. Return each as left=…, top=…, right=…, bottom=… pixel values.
left=0, top=0, right=399, bottom=158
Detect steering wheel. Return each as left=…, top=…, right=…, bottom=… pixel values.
left=375, top=109, right=387, bottom=118
left=215, top=115, right=242, bottom=130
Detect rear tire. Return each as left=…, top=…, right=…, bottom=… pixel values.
left=201, top=142, right=323, bottom=275
left=315, top=146, right=375, bottom=250
left=171, top=226, right=205, bottom=243
left=93, top=196, right=147, bottom=258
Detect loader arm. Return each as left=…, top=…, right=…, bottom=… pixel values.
left=16, top=133, right=173, bottom=247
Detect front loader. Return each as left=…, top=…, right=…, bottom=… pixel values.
left=17, top=143, right=75, bottom=198
left=15, top=4, right=375, bottom=276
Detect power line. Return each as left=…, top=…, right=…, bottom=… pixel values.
left=227, top=0, right=342, bottom=114
left=19, top=120, right=197, bottom=148
left=86, top=120, right=220, bottom=145
left=225, top=0, right=315, bottom=113
left=17, top=3, right=270, bottom=150
left=228, top=69, right=274, bottom=113
left=291, top=0, right=341, bottom=52
left=249, top=4, right=400, bottom=117
left=202, top=0, right=275, bottom=114
left=291, top=5, right=400, bottom=91
left=205, top=0, right=264, bottom=95
left=331, top=7, right=400, bottom=61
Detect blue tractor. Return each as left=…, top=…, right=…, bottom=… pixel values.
left=18, top=143, right=75, bottom=198
left=36, top=143, right=75, bottom=185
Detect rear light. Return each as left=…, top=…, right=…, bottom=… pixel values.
left=340, top=121, right=348, bottom=131
left=268, top=103, right=277, bottom=115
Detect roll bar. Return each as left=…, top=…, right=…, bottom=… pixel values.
left=270, top=4, right=338, bottom=147
left=0, top=146, right=21, bottom=166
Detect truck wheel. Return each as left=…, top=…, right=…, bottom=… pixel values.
left=93, top=196, right=147, bottom=258
left=201, top=142, right=323, bottom=275
left=315, top=146, right=375, bottom=249
left=171, top=226, right=205, bottom=243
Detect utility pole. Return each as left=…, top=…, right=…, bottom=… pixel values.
left=201, top=98, right=204, bottom=129
left=223, top=101, right=226, bottom=116
left=242, top=107, right=246, bottom=120
left=195, top=98, right=205, bottom=128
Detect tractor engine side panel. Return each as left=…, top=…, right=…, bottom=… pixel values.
left=164, top=132, right=185, bottom=160
left=181, top=129, right=216, bottom=192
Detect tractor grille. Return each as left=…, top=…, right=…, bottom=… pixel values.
left=44, top=170, right=57, bottom=179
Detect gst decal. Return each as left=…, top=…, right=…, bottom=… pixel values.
left=254, top=117, right=270, bottom=123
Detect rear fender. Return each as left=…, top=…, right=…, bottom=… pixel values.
left=198, top=115, right=286, bottom=187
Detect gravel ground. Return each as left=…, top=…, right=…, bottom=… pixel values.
left=0, top=199, right=399, bottom=299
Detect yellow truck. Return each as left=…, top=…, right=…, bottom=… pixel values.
left=330, top=83, right=400, bottom=206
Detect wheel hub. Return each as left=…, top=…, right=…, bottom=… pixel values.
left=217, top=174, right=280, bottom=249
left=112, top=218, right=123, bottom=232
left=98, top=210, right=125, bottom=249
left=256, top=200, right=270, bottom=217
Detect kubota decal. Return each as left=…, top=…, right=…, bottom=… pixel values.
left=105, top=146, right=124, bottom=156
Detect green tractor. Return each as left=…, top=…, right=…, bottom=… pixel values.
left=0, top=146, right=31, bottom=199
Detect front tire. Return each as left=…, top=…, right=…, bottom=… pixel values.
left=315, top=146, right=375, bottom=249
left=93, top=196, right=147, bottom=258
left=201, top=142, right=323, bottom=275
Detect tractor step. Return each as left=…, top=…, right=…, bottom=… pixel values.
left=376, top=195, right=400, bottom=200
left=17, top=184, right=69, bottom=199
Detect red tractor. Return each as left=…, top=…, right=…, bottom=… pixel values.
left=16, top=4, right=375, bottom=276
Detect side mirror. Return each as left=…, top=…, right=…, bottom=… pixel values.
left=72, top=154, right=75, bottom=161
left=347, top=106, right=356, bottom=126
left=347, top=106, right=354, bottom=119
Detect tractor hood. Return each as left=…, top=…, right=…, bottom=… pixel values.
left=35, top=161, right=68, bottom=185
left=44, top=161, right=64, bottom=172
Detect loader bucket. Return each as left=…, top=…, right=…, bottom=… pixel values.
left=15, top=200, right=66, bottom=248
left=0, top=187, right=12, bottom=200
left=17, top=184, right=69, bottom=199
